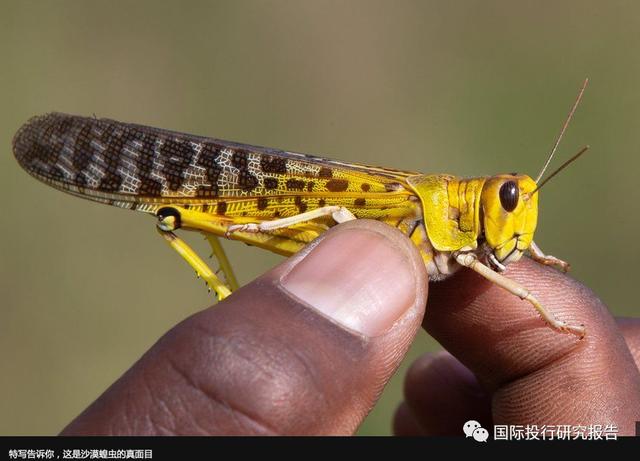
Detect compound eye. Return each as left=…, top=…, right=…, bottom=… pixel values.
left=499, top=181, right=519, bottom=212
left=156, top=207, right=181, bottom=230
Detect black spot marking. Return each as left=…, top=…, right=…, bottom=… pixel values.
left=160, top=138, right=196, bottom=191
left=318, top=167, right=333, bottom=178
left=71, top=123, right=97, bottom=185
left=326, top=179, right=349, bottom=192
left=261, top=155, right=287, bottom=174
left=232, top=150, right=259, bottom=191
left=264, top=177, right=278, bottom=189
left=318, top=198, right=326, bottom=207
left=217, top=201, right=227, bottom=215
left=361, top=183, right=371, bottom=192
left=232, top=150, right=247, bottom=168
left=306, top=181, right=315, bottom=192
left=295, top=196, right=307, bottom=213
left=238, top=169, right=259, bottom=191
left=97, top=124, right=126, bottom=192
left=354, top=198, right=366, bottom=207
left=257, top=197, right=268, bottom=210
left=196, top=187, right=216, bottom=197
left=286, top=179, right=306, bottom=191
left=196, top=143, right=223, bottom=197
left=126, top=129, right=162, bottom=196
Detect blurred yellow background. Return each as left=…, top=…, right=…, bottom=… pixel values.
left=1, top=0, right=639, bottom=435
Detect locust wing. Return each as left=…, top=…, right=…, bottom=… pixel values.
left=14, top=113, right=414, bottom=204
left=13, top=113, right=423, bottom=253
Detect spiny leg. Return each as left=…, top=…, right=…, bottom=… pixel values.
left=226, top=206, right=356, bottom=235
left=454, top=252, right=585, bottom=338
left=157, top=228, right=232, bottom=301
left=204, top=234, right=239, bottom=291
left=529, top=241, right=570, bottom=272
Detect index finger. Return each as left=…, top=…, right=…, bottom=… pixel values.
left=423, top=257, right=640, bottom=435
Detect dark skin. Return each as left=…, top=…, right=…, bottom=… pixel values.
left=60, top=220, right=640, bottom=435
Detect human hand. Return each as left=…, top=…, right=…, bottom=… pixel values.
left=395, top=254, right=640, bottom=437
left=61, top=220, right=428, bottom=435
left=60, top=220, right=640, bottom=435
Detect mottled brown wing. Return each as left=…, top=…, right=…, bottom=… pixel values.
left=13, top=113, right=419, bottom=211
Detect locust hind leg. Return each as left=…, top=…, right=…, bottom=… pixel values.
left=226, top=206, right=356, bottom=235
left=157, top=228, right=232, bottom=301
left=454, top=252, right=585, bottom=338
left=204, top=234, right=239, bottom=291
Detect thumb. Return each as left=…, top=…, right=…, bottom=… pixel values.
left=61, top=219, right=428, bottom=435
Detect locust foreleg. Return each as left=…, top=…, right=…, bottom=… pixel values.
left=454, top=252, right=585, bottom=338
left=528, top=241, right=571, bottom=272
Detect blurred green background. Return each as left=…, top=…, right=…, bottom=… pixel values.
left=1, top=0, right=638, bottom=435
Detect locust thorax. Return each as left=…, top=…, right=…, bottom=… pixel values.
left=480, top=174, right=538, bottom=266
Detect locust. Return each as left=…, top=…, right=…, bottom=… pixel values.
left=12, top=81, right=589, bottom=338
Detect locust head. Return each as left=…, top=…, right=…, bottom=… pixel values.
left=480, top=174, right=538, bottom=270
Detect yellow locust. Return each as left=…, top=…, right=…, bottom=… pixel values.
left=12, top=81, right=589, bottom=338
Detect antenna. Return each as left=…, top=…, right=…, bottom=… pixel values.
left=535, top=78, right=589, bottom=183
left=530, top=145, right=589, bottom=195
